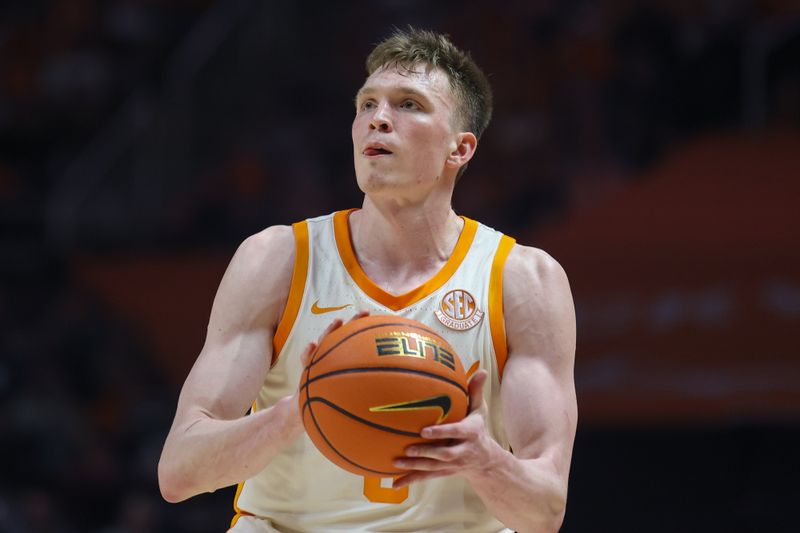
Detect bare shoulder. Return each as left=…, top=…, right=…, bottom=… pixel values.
left=210, top=224, right=297, bottom=330
left=234, top=224, right=296, bottom=282
left=504, top=244, right=571, bottom=304
left=502, top=243, right=575, bottom=360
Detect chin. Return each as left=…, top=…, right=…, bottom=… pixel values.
left=357, top=172, right=401, bottom=195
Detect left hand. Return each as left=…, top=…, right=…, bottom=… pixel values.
left=392, top=369, right=500, bottom=488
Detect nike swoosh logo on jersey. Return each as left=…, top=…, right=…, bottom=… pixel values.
left=369, top=394, right=452, bottom=424
left=311, top=300, right=353, bottom=314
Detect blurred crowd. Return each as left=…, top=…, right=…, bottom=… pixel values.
left=0, top=251, right=174, bottom=532
left=1, top=0, right=798, bottom=531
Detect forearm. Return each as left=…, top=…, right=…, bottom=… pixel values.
left=464, top=448, right=567, bottom=533
left=158, top=395, right=302, bottom=502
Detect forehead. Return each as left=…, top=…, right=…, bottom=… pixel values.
left=358, top=64, right=457, bottom=109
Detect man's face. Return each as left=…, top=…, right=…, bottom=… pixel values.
left=352, top=64, right=462, bottom=198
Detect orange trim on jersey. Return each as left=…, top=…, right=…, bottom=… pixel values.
left=272, top=221, right=310, bottom=366
left=230, top=401, right=259, bottom=529
left=230, top=481, right=253, bottom=529
left=465, top=360, right=481, bottom=380
left=333, top=209, right=478, bottom=311
left=488, top=235, right=516, bottom=379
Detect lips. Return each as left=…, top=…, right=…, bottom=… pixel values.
left=363, top=143, right=393, bottom=157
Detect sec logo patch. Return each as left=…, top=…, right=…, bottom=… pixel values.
left=435, top=289, right=484, bottom=331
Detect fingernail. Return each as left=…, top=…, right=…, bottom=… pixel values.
left=421, top=428, right=432, bottom=438
left=394, top=459, right=406, bottom=468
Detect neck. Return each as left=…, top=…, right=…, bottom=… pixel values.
left=349, top=193, right=463, bottom=288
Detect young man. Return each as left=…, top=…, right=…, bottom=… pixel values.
left=159, top=28, right=577, bottom=533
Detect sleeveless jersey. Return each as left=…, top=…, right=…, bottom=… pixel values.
left=230, top=210, right=516, bottom=533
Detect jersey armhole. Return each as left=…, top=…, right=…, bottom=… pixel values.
left=271, top=220, right=310, bottom=366
left=488, top=235, right=516, bottom=380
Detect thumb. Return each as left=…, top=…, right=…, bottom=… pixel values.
left=300, top=341, right=318, bottom=369
left=467, top=369, right=488, bottom=413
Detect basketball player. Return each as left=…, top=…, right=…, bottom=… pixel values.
left=159, top=28, right=577, bottom=533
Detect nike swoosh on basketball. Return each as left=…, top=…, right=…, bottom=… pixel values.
left=369, top=394, right=452, bottom=424
left=311, top=300, right=353, bottom=314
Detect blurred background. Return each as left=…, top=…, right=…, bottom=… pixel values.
left=1, top=0, right=799, bottom=531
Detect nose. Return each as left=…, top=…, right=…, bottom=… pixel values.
left=369, top=101, right=393, bottom=132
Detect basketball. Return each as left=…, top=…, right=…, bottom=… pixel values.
left=299, top=315, right=469, bottom=477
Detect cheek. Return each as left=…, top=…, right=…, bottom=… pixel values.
left=409, top=124, right=451, bottom=161
left=352, top=112, right=371, bottom=135
left=352, top=120, right=366, bottom=159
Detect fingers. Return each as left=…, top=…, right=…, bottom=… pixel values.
left=300, top=341, right=318, bottom=368
left=421, top=414, right=480, bottom=440
left=318, top=310, right=368, bottom=348
left=403, top=441, right=467, bottom=463
left=302, top=319, right=343, bottom=367
left=393, top=453, right=458, bottom=473
left=303, top=311, right=368, bottom=368
left=320, top=318, right=344, bottom=341
left=320, top=310, right=367, bottom=343
left=348, top=310, right=369, bottom=323
left=392, top=468, right=456, bottom=489
left=467, top=369, right=488, bottom=413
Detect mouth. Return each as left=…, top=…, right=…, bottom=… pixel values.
left=363, top=144, right=393, bottom=157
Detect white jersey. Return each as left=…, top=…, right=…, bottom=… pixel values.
left=230, top=210, right=516, bottom=533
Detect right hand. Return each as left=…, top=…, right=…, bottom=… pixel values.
left=290, top=311, right=370, bottom=424
left=298, top=310, right=370, bottom=370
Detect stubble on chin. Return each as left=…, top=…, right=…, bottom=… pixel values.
left=360, top=171, right=394, bottom=194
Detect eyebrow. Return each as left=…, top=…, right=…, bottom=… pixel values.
left=354, top=86, right=432, bottom=104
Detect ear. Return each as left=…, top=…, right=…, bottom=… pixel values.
left=445, top=132, right=478, bottom=171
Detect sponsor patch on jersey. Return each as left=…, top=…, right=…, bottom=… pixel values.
left=435, top=289, right=484, bottom=331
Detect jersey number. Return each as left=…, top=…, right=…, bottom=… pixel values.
left=363, top=477, right=408, bottom=503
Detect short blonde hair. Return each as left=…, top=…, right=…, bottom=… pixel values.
left=366, top=27, right=493, bottom=141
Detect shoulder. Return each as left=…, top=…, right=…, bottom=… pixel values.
left=502, top=243, right=575, bottom=356
left=227, top=225, right=296, bottom=287
left=212, top=225, right=297, bottom=325
left=503, top=243, right=570, bottom=298
left=236, top=224, right=296, bottom=271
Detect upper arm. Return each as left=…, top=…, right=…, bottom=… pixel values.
left=500, top=244, right=577, bottom=481
left=170, top=225, right=296, bottom=428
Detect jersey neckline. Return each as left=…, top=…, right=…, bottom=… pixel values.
left=333, top=209, right=478, bottom=311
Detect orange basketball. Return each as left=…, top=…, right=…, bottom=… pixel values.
left=299, top=315, right=469, bottom=477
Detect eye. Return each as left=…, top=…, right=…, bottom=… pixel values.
left=401, top=100, right=420, bottom=110
left=359, top=100, right=376, bottom=112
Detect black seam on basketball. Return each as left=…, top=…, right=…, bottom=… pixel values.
left=304, top=353, right=312, bottom=417
left=303, top=396, right=404, bottom=477
left=299, top=366, right=468, bottom=396
left=308, top=396, right=421, bottom=437
left=308, top=322, right=445, bottom=369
